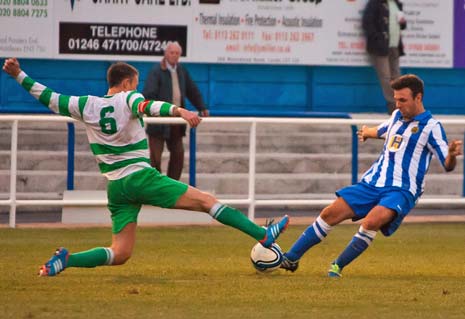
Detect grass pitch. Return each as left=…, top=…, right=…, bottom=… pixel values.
left=1, top=223, right=465, bottom=319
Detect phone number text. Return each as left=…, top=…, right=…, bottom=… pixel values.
left=66, top=38, right=169, bottom=53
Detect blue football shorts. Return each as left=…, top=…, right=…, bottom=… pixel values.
left=336, top=182, right=416, bottom=236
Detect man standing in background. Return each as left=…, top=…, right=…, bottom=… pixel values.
left=362, top=0, right=407, bottom=114
left=143, top=42, right=209, bottom=180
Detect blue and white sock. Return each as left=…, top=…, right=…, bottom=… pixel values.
left=334, top=226, right=377, bottom=269
left=285, top=216, right=332, bottom=261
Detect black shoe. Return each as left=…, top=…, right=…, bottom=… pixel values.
left=280, top=255, right=299, bottom=272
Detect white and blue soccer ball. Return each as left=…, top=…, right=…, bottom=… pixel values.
left=250, top=242, right=283, bottom=273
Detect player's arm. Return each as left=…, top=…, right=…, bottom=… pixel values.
left=172, top=106, right=202, bottom=128
left=444, top=140, right=463, bottom=172
left=136, top=99, right=201, bottom=128
left=2, top=58, right=87, bottom=119
left=357, top=125, right=379, bottom=142
left=358, top=114, right=394, bottom=142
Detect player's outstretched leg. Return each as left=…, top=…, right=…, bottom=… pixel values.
left=327, top=226, right=376, bottom=278
left=39, top=247, right=69, bottom=276
left=280, top=216, right=332, bottom=272
left=209, top=203, right=289, bottom=248
left=39, top=247, right=115, bottom=276
left=259, top=215, right=290, bottom=248
left=176, top=189, right=290, bottom=247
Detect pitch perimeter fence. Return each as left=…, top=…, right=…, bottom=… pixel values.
left=1, top=113, right=465, bottom=228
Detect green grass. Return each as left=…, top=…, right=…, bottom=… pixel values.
left=1, top=223, right=465, bottom=319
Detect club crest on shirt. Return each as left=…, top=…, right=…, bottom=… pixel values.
left=388, top=134, right=404, bottom=152
left=411, top=126, right=419, bottom=133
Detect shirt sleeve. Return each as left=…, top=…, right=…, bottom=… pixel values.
left=376, top=119, right=391, bottom=139
left=136, top=98, right=175, bottom=117
left=125, top=91, right=145, bottom=117
left=376, top=110, right=398, bottom=139
left=124, top=90, right=174, bottom=117
left=427, top=122, right=449, bottom=169
left=15, top=71, right=89, bottom=121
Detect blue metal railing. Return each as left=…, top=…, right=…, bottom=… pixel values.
left=67, top=123, right=75, bottom=190
left=189, top=126, right=197, bottom=187
left=351, top=125, right=359, bottom=185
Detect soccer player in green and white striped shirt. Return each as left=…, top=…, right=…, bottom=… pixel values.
left=3, top=58, right=289, bottom=276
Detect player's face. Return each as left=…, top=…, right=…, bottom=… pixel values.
left=165, top=46, right=181, bottom=66
left=394, top=88, right=422, bottom=120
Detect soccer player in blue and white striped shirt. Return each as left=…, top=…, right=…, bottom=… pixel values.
left=281, top=74, right=462, bottom=277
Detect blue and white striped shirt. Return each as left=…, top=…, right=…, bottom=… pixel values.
left=361, top=110, right=449, bottom=199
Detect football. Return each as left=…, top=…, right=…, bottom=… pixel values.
left=250, top=242, right=283, bottom=273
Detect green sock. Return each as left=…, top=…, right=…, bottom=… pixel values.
left=210, top=204, right=265, bottom=241
left=67, top=247, right=113, bottom=268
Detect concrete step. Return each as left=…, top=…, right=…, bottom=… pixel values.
left=0, top=150, right=99, bottom=171
left=1, top=129, right=359, bottom=153
left=0, top=192, right=63, bottom=215
left=0, top=129, right=90, bottom=151
left=0, top=170, right=462, bottom=196
left=198, top=131, right=463, bottom=153
left=1, top=150, right=461, bottom=175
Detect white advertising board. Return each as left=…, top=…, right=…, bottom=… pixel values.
left=0, top=0, right=454, bottom=67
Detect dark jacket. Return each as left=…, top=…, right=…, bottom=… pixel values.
left=142, top=58, right=206, bottom=137
left=362, top=0, right=407, bottom=57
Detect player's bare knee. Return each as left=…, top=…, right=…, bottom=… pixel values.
left=320, top=206, right=331, bottom=220
left=320, top=207, right=338, bottom=226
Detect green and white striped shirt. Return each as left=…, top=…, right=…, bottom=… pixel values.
left=16, top=71, right=175, bottom=180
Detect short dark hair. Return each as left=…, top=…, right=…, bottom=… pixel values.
left=391, top=74, right=424, bottom=99
left=107, top=62, right=138, bottom=88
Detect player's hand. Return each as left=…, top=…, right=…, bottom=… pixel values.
left=357, top=125, right=369, bottom=142
left=178, top=107, right=202, bottom=128
left=448, top=140, right=463, bottom=157
left=2, top=58, right=21, bottom=78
